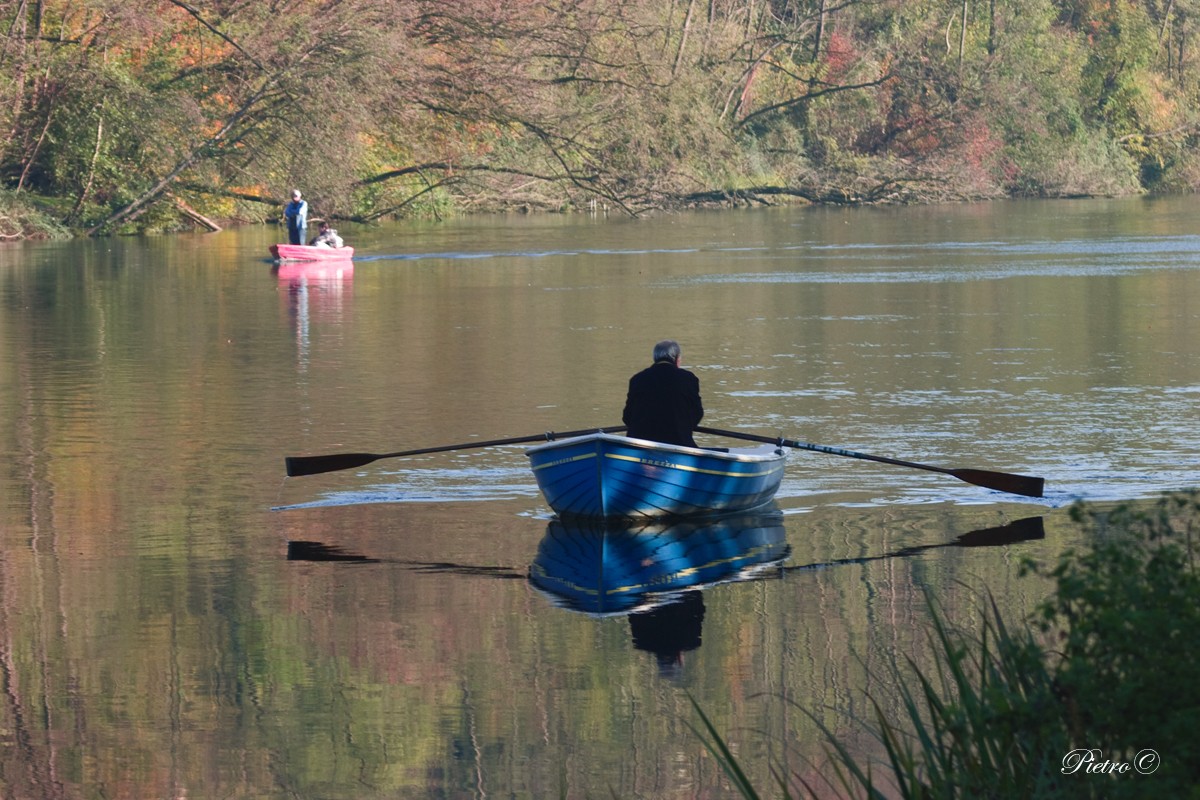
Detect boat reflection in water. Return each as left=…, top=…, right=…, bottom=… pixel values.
left=273, top=259, right=353, bottom=372
left=273, top=259, right=354, bottom=283
left=529, top=510, right=790, bottom=616
left=529, top=512, right=1045, bottom=675
left=529, top=510, right=790, bottom=675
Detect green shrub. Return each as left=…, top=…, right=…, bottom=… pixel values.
left=1033, top=492, right=1200, bottom=798
left=691, top=491, right=1200, bottom=799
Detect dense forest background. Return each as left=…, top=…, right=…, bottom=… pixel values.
left=2, top=0, right=1199, bottom=237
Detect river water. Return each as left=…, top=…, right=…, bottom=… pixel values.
left=1, top=197, right=1198, bottom=798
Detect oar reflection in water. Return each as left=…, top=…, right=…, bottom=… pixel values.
left=285, top=540, right=526, bottom=579
left=779, top=515, right=1046, bottom=577
left=286, top=515, right=1043, bottom=591
left=285, top=514, right=1044, bottom=678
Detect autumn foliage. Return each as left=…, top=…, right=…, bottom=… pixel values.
left=2, top=0, right=1199, bottom=234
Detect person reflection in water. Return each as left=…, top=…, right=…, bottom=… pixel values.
left=622, top=339, right=704, bottom=447
left=629, top=591, right=705, bottom=679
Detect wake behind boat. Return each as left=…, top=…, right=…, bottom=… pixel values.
left=270, top=243, right=355, bottom=262
left=525, top=432, right=787, bottom=519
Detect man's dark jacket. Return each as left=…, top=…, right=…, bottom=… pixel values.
left=622, top=361, right=704, bottom=447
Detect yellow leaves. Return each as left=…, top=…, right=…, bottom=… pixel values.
left=1141, top=73, right=1179, bottom=129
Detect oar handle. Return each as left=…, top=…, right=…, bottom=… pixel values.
left=699, top=426, right=928, bottom=469
left=780, top=436, right=953, bottom=474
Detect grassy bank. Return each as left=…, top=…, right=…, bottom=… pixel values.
left=0, top=190, right=71, bottom=241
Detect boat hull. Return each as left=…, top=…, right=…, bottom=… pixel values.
left=270, top=243, right=355, bottom=262
left=525, top=433, right=787, bottom=519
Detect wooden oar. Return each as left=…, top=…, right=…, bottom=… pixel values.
left=285, top=425, right=627, bottom=478
left=696, top=426, right=1045, bottom=498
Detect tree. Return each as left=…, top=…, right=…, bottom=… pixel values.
left=5, top=0, right=1200, bottom=236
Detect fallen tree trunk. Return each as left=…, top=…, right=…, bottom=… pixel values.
left=674, top=180, right=909, bottom=207
left=172, top=195, right=222, bottom=232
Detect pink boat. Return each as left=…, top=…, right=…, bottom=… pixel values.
left=270, top=243, right=355, bottom=262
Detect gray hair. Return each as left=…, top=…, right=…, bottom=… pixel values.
left=652, top=339, right=681, bottom=364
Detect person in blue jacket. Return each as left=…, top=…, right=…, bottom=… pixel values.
left=284, top=189, right=308, bottom=245
left=622, top=339, right=704, bottom=447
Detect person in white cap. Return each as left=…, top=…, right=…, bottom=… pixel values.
left=284, top=189, right=308, bottom=245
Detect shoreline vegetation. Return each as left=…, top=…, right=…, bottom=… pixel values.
left=693, top=491, right=1200, bottom=798
left=4, top=1, right=1200, bottom=241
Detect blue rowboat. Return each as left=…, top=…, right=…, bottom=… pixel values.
left=528, top=509, right=790, bottom=615
left=524, top=432, right=787, bottom=519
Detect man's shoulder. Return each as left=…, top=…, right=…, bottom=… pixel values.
left=631, top=363, right=697, bottom=383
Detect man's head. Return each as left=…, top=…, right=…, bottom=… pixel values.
left=652, top=339, right=681, bottom=365
left=292, top=189, right=302, bottom=200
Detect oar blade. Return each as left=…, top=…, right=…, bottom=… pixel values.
left=954, top=516, right=1045, bottom=548
left=698, top=425, right=1046, bottom=499
left=949, top=468, right=1044, bottom=498
left=285, top=452, right=382, bottom=478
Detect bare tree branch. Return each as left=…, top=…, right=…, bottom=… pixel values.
left=737, top=73, right=894, bottom=129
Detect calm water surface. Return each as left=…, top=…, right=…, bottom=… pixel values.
left=2, top=197, right=1198, bottom=798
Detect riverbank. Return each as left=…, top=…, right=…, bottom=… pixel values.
left=0, top=177, right=1177, bottom=243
